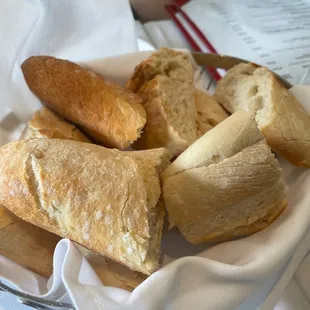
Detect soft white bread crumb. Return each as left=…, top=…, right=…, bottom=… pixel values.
left=162, top=110, right=287, bottom=244
left=127, top=48, right=199, bottom=157
left=214, top=63, right=310, bottom=167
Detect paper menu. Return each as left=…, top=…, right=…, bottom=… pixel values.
left=182, top=0, right=310, bottom=85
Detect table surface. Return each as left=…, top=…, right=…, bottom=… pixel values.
left=0, top=292, right=29, bottom=310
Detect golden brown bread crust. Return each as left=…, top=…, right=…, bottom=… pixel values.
left=21, top=107, right=91, bottom=142
left=0, top=205, right=60, bottom=277
left=258, top=77, right=310, bottom=167
left=214, top=63, right=310, bottom=167
left=194, top=200, right=286, bottom=244
left=133, top=76, right=194, bottom=156
left=127, top=48, right=198, bottom=156
left=1, top=120, right=145, bottom=285
left=0, top=205, right=146, bottom=289
left=76, top=244, right=146, bottom=291
left=194, top=90, right=229, bottom=135
left=21, top=56, right=146, bottom=149
left=126, top=48, right=190, bottom=93
left=0, top=139, right=170, bottom=274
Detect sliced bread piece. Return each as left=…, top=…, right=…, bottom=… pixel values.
left=127, top=48, right=198, bottom=156
left=21, top=56, right=146, bottom=149
left=21, top=107, right=91, bottom=142
left=0, top=139, right=170, bottom=274
left=214, top=63, right=310, bottom=167
left=134, top=75, right=198, bottom=156
left=194, top=90, right=229, bottom=134
left=126, top=48, right=194, bottom=93
left=162, top=111, right=287, bottom=244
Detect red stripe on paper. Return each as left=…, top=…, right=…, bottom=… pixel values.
left=174, top=0, right=190, bottom=6
left=176, top=4, right=219, bottom=55
left=165, top=4, right=222, bottom=81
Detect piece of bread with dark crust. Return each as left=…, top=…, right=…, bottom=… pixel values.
left=21, top=56, right=146, bottom=149
left=21, top=107, right=91, bottom=142
left=0, top=139, right=171, bottom=274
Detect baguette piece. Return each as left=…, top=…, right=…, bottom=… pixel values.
left=0, top=206, right=145, bottom=290
left=0, top=206, right=60, bottom=277
left=214, top=63, right=310, bottom=167
left=76, top=245, right=146, bottom=290
left=0, top=139, right=170, bottom=274
left=134, top=75, right=198, bottom=156
left=127, top=48, right=194, bottom=93
left=21, top=107, right=91, bottom=142
left=162, top=111, right=287, bottom=244
left=194, top=90, right=229, bottom=134
left=21, top=56, right=146, bottom=149
left=127, top=48, right=198, bottom=157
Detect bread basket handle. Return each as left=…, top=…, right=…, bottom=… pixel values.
left=0, top=280, right=75, bottom=310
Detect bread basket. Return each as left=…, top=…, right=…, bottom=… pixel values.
left=0, top=52, right=292, bottom=309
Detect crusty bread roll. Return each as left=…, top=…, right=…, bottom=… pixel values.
left=0, top=139, right=170, bottom=274
left=127, top=48, right=198, bottom=156
left=2, top=129, right=145, bottom=286
left=0, top=206, right=145, bottom=289
left=76, top=244, right=146, bottom=291
left=194, top=90, right=229, bottom=134
left=162, top=111, right=287, bottom=244
left=21, top=56, right=146, bottom=149
left=21, top=107, right=91, bottom=142
left=127, top=48, right=193, bottom=93
left=0, top=205, right=60, bottom=277
left=214, top=63, right=310, bottom=167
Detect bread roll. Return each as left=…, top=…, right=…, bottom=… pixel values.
left=75, top=244, right=146, bottom=290
left=127, top=48, right=193, bottom=93
left=1, top=123, right=143, bottom=287
left=21, top=56, right=146, bottom=149
left=162, top=111, right=287, bottom=244
left=0, top=206, right=145, bottom=289
left=21, top=107, right=91, bottom=142
left=127, top=48, right=198, bottom=156
left=194, top=90, right=229, bottom=134
left=0, top=139, right=170, bottom=274
left=214, top=63, right=310, bottom=167
left=0, top=206, right=60, bottom=277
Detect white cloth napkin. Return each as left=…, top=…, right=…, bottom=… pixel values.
left=1, top=1, right=310, bottom=310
